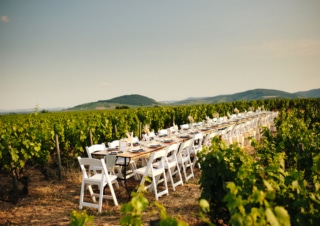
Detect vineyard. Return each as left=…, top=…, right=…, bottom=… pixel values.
left=0, top=98, right=320, bottom=225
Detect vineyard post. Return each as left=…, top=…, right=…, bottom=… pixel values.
left=139, top=122, right=142, bottom=139
left=114, top=125, right=117, bottom=140
left=55, top=134, right=62, bottom=180
left=89, top=129, right=93, bottom=146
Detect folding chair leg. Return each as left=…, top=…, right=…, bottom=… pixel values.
left=87, top=184, right=96, bottom=202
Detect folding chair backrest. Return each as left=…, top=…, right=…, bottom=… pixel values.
left=203, top=132, right=217, bottom=147
left=178, top=139, right=193, bottom=158
left=180, top=124, right=189, bottom=130
left=166, top=143, right=180, bottom=162
left=108, top=140, right=119, bottom=148
left=86, top=143, right=106, bottom=158
left=78, top=157, right=104, bottom=177
left=146, top=149, right=167, bottom=169
left=105, top=155, right=117, bottom=173
left=158, top=129, right=168, bottom=136
left=153, top=148, right=167, bottom=160
left=193, top=133, right=203, bottom=146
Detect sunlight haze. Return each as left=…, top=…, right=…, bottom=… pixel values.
left=1, top=1, right=320, bottom=110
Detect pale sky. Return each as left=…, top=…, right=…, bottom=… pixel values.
left=1, top=1, right=320, bottom=110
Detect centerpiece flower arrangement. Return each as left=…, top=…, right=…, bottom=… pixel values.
left=173, top=123, right=179, bottom=132
left=143, top=124, right=150, bottom=136
left=126, top=132, right=133, bottom=147
left=188, top=115, right=194, bottom=128
left=234, top=108, right=239, bottom=116
left=206, top=116, right=211, bottom=125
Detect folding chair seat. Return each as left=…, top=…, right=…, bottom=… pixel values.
left=177, top=139, right=194, bottom=182
left=134, top=149, right=169, bottom=200
left=78, top=157, right=118, bottom=213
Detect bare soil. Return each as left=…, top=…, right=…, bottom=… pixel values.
left=0, top=165, right=205, bottom=226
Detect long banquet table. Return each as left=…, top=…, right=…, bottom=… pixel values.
left=92, top=111, right=276, bottom=200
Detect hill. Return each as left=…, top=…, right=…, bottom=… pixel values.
left=173, top=88, right=300, bottom=105
left=101, top=94, right=159, bottom=106
left=70, top=94, right=160, bottom=110
left=68, top=88, right=320, bottom=111
left=293, top=88, right=320, bottom=98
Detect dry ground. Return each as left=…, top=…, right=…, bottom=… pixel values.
left=0, top=164, right=205, bottom=226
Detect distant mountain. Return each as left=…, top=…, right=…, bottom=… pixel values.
left=70, top=94, right=160, bottom=110
left=293, top=88, right=320, bottom=98
left=68, top=88, right=320, bottom=111
left=101, top=94, right=159, bottom=106
left=170, top=88, right=320, bottom=105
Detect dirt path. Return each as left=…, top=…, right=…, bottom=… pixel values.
left=0, top=166, right=204, bottom=226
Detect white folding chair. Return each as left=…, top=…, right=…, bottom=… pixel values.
left=78, top=157, right=119, bottom=213
left=158, top=129, right=168, bottom=137
left=108, top=140, right=119, bottom=149
left=229, top=124, right=245, bottom=148
left=134, top=149, right=169, bottom=200
left=152, top=143, right=183, bottom=191
left=190, top=132, right=204, bottom=168
left=203, top=132, right=217, bottom=148
left=177, top=139, right=194, bottom=182
left=180, top=124, right=190, bottom=130
left=142, top=131, right=156, bottom=141
left=163, top=143, right=184, bottom=191
left=220, top=125, right=234, bottom=145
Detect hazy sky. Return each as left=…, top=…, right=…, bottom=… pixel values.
left=1, top=1, right=320, bottom=110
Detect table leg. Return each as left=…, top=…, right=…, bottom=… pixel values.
left=116, top=156, right=131, bottom=201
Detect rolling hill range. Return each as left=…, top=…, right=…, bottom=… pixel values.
left=71, top=94, right=160, bottom=110
left=68, top=88, right=320, bottom=110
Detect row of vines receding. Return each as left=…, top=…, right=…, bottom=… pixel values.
left=1, top=98, right=320, bottom=225
left=198, top=98, right=320, bottom=225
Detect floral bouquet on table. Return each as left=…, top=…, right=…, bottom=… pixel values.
left=143, top=124, right=150, bottom=141
left=173, top=123, right=179, bottom=132
left=213, top=112, right=219, bottom=122
left=205, top=116, right=211, bottom=126
left=126, top=132, right=133, bottom=147
left=188, top=115, right=194, bottom=128
left=234, top=108, right=239, bottom=116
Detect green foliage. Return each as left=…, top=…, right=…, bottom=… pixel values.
left=116, top=105, right=130, bottom=109
left=198, top=100, right=320, bottom=225
left=120, top=184, right=149, bottom=225
left=1, top=98, right=320, bottom=224
left=120, top=181, right=189, bottom=226
left=69, top=210, right=94, bottom=226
